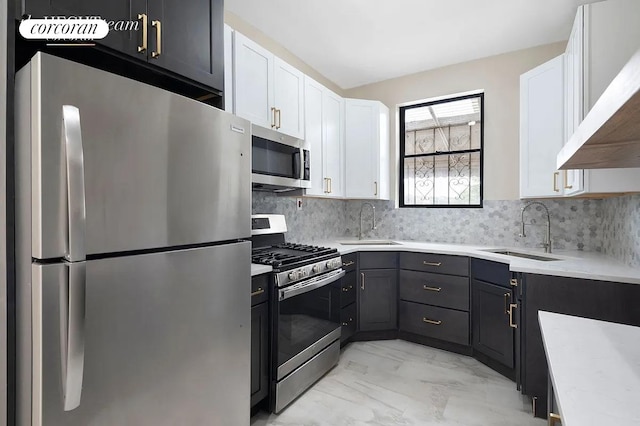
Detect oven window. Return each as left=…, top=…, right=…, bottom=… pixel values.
left=278, top=284, right=339, bottom=368
left=252, top=136, right=298, bottom=179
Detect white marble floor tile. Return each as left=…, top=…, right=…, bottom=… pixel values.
left=252, top=340, right=545, bottom=426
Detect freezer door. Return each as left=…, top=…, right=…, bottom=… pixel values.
left=30, top=242, right=250, bottom=426
left=17, top=52, right=251, bottom=259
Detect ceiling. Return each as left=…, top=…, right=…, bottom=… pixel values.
left=226, top=0, right=594, bottom=89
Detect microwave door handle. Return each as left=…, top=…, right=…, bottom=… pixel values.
left=292, top=149, right=302, bottom=180
left=299, top=148, right=304, bottom=180
left=62, top=105, right=87, bottom=262
left=279, top=270, right=346, bottom=301
left=61, top=262, right=86, bottom=411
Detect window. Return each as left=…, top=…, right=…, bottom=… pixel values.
left=399, top=93, right=483, bottom=207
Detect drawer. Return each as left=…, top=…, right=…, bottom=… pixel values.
left=399, top=270, right=469, bottom=311
left=400, top=252, right=469, bottom=276
left=251, top=274, right=269, bottom=306
left=340, top=270, right=357, bottom=308
left=341, top=253, right=357, bottom=272
left=399, top=301, right=469, bottom=346
left=471, top=258, right=510, bottom=288
left=340, top=303, right=357, bottom=342
left=359, top=252, right=397, bottom=269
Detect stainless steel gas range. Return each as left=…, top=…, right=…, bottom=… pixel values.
left=251, top=214, right=343, bottom=413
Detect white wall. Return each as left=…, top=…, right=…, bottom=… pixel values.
left=345, top=42, right=566, bottom=201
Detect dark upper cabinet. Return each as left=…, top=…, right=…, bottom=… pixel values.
left=22, top=0, right=144, bottom=55
left=147, top=0, right=223, bottom=91
left=358, top=269, right=397, bottom=331
left=23, top=0, right=224, bottom=93
left=472, top=279, right=515, bottom=368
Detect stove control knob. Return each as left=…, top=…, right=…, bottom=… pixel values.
left=288, top=272, right=296, bottom=280
left=302, top=269, right=308, bottom=277
left=312, top=265, right=319, bottom=273
left=326, top=261, right=332, bottom=268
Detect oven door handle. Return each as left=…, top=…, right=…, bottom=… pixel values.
left=279, top=270, right=345, bottom=301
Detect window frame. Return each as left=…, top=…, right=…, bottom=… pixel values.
left=399, top=92, right=484, bottom=208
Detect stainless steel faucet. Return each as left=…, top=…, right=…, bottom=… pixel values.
left=359, top=203, right=376, bottom=240
left=520, top=201, right=552, bottom=253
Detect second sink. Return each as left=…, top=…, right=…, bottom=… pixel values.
left=482, top=249, right=561, bottom=261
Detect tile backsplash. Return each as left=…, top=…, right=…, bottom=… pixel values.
left=253, top=191, right=639, bottom=267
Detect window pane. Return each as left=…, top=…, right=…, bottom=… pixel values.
left=403, top=152, right=480, bottom=206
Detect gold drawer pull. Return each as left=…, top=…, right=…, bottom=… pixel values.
left=508, top=303, right=518, bottom=329
left=422, top=318, right=442, bottom=325
left=548, top=413, right=562, bottom=425
left=423, top=285, right=441, bottom=292
left=510, top=278, right=518, bottom=287
left=251, top=287, right=265, bottom=297
left=423, top=261, right=442, bottom=267
left=343, top=261, right=355, bottom=267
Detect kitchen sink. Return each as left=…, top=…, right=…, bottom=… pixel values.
left=338, top=240, right=401, bottom=246
left=482, top=249, right=561, bottom=261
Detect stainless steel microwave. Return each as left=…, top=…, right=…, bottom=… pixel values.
left=251, top=124, right=311, bottom=192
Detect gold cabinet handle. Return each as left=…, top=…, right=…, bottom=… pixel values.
left=276, top=108, right=282, bottom=129
left=271, top=107, right=277, bottom=128
left=548, top=413, right=562, bottom=425
left=137, top=13, right=148, bottom=53
left=508, top=303, right=518, bottom=329
left=510, top=278, right=518, bottom=287
left=328, top=177, right=332, bottom=193
left=323, top=177, right=329, bottom=193
left=360, top=272, right=365, bottom=290
left=342, top=261, right=355, bottom=267
left=504, top=292, right=510, bottom=314
left=563, top=170, right=572, bottom=189
left=423, top=261, right=442, bottom=267
left=251, top=287, right=265, bottom=297
left=553, top=172, right=559, bottom=192
left=423, top=285, right=441, bottom=292
left=422, top=318, right=442, bottom=325
left=374, top=181, right=378, bottom=196
left=151, top=20, right=162, bottom=58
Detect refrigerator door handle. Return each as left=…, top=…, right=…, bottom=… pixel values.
left=61, top=262, right=86, bottom=411
left=62, top=105, right=87, bottom=262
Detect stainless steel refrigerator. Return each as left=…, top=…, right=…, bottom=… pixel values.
left=15, top=52, right=252, bottom=426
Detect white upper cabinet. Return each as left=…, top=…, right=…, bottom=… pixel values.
left=304, top=77, right=344, bottom=197
left=232, top=31, right=304, bottom=138
left=345, top=99, right=390, bottom=200
left=563, top=0, right=640, bottom=195
left=520, top=55, right=566, bottom=198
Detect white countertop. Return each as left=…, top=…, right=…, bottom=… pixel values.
left=314, top=240, right=640, bottom=284
left=539, top=311, right=640, bottom=426
left=251, top=264, right=272, bottom=277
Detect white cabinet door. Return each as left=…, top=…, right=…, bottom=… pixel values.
left=520, top=55, right=565, bottom=198
left=304, top=78, right=326, bottom=196
left=323, top=90, right=344, bottom=197
left=223, top=24, right=234, bottom=113
left=233, top=32, right=274, bottom=129
left=345, top=99, right=389, bottom=199
left=274, top=57, right=304, bottom=139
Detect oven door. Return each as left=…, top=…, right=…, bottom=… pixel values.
left=275, top=269, right=344, bottom=380
left=251, top=124, right=310, bottom=190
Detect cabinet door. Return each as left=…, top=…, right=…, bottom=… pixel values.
left=273, top=57, right=304, bottom=138
left=323, top=90, right=344, bottom=197
left=358, top=269, right=397, bottom=331
left=345, top=99, right=378, bottom=198
left=564, top=8, right=585, bottom=195
left=233, top=32, right=274, bottom=128
left=250, top=302, right=269, bottom=407
left=304, top=77, right=326, bottom=196
left=24, top=0, right=143, bottom=55
left=519, top=55, right=565, bottom=198
left=472, top=279, right=514, bottom=368
left=147, top=0, right=223, bottom=91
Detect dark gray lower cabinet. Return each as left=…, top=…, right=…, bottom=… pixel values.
left=472, top=279, right=515, bottom=368
left=340, top=302, right=357, bottom=342
left=520, top=273, right=640, bottom=418
left=358, top=269, right=398, bottom=331
left=399, top=301, right=469, bottom=345
left=250, top=302, right=268, bottom=406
